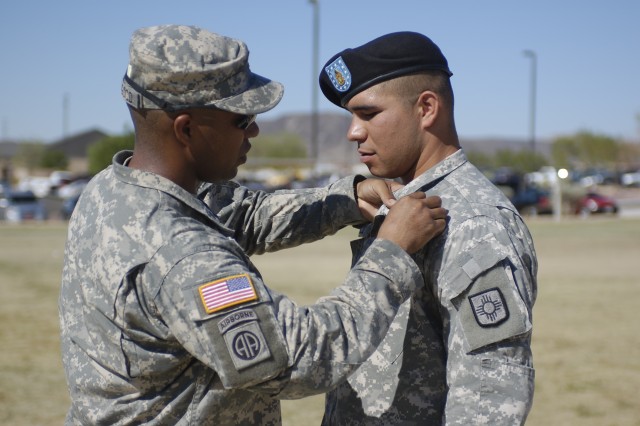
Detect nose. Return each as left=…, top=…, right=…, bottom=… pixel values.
left=347, top=117, right=365, bottom=144
left=246, top=121, right=260, bottom=138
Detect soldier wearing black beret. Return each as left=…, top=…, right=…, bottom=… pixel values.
left=319, top=32, right=538, bottom=425
left=320, top=31, right=452, bottom=108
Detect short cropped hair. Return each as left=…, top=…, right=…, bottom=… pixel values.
left=381, top=71, right=454, bottom=113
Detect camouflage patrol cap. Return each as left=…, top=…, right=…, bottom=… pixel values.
left=121, top=25, right=283, bottom=114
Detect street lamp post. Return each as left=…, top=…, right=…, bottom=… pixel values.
left=523, top=50, right=537, bottom=154
left=309, top=0, right=320, bottom=172
left=63, top=92, right=70, bottom=138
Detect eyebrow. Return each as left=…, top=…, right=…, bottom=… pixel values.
left=348, top=103, right=378, bottom=113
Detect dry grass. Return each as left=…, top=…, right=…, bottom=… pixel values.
left=0, top=225, right=70, bottom=425
left=1, top=217, right=639, bottom=425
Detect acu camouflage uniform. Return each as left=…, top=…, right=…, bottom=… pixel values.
left=59, top=151, right=424, bottom=425
left=323, top=150, right=537, bottom=425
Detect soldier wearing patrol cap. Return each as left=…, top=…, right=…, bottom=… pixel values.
left=58, top=25, right=448, bottom=425
left=319, top=31, right=538, bottom=425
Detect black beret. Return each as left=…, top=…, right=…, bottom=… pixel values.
left=319, top=31, right=452, bottom=108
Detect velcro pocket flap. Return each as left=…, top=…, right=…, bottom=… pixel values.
left=440, top=236, right=508, bottom=302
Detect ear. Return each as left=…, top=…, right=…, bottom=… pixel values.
left=173, top=113, right=192, bottom=147
left=417, top=91, right=439, bottom=128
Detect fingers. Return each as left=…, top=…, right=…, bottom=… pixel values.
left=356, top=178, right=405, bottom=220
left=431, top=210, right=448, bottom=234
left=405, top=192, right=426, bottom=199
left=386, top=180, right=404, bottom=194
left=357, top=179, right=404, bottom=202
left=405, top=193, right=442, bottom=208
left=425, top=195, right=442, bottom=209
left=355, top=178, right=445, bottom=232
left=430, top=207, right=448, bottom=221
left=377, top=194, right=448, bottom=254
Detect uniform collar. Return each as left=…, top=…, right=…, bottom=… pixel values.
left=376, top=149, right=467, bottom=216
left=112, top=150, right=229, bottom=232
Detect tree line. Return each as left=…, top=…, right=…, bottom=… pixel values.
left=10, top=130, right=640, bottom=179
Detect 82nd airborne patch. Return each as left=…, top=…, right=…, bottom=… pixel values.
left=468, top=288, right=509, bottom=327
left=223, top=321, right=272, bottom=370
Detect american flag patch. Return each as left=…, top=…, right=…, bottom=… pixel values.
left=198, top=274, right=257, bottom=314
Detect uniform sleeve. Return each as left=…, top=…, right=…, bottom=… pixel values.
left=201, top=176, right=365, bottom=255
left=153, top=236, right=422, bottom=399
left=436, top=219, right=536, bottom=425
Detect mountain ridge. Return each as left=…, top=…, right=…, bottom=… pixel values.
left=257, top=112, right=551, bottom=166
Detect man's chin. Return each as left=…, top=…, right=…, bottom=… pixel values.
left=206, top=170, right=238, bottom=183
left=367, top=167, right=396, bottom=180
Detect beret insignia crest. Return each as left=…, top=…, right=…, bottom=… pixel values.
left=325, top=56, right=352, bottom=92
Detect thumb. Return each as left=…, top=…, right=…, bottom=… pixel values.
left=383, top=197, right=397, bottom=208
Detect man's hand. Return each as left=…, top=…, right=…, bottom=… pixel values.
left=378, top=193, right=447, bottom=254
left=355, top=178, right=404, bottom=221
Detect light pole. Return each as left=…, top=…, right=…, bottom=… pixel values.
left=63, top=92, right=70, bottom=138
left=523, top=50, right=537, bottom=154
left=309, top=0, right=320, bottom=172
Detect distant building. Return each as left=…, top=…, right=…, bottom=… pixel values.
left=0, top=141, right=19, bottom=183
left=47, top=128, right=109, bottom=173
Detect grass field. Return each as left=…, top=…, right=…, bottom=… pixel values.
left=1, top=217, right=639, bottom=425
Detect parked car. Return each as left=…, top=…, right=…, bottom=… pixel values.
left=0, top=190, right=46, bottom=223
left=60, top=193, right=81, bottom=220
left=57, top=178, right=90, bottom=199
left=574, top=192, right=619, bottom=215
left=0, top=181, right=10, bottom=197
left=509, top=185, right=552, bottom=215
left=621, top=170, right=640, bottom=187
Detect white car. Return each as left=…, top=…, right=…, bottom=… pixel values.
left=0, top=190, right=46, bottom=223
left=621, top=170, right=640, bottom=187
left=57, top=179, right=89, bottom=199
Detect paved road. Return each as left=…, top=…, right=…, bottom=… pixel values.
left=23, top=190, right=640, bottom=223
left=617, top=198, right=640, bottom=218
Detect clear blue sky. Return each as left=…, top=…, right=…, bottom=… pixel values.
left=1, top=0, right=639, bottom=143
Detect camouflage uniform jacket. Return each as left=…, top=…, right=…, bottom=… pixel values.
left=323, top=149, right=538, bottom=425
left=59, top=150, right=423, bottom=425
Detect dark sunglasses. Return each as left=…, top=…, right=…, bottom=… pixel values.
left=236, top=114, right=257, bottom=130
